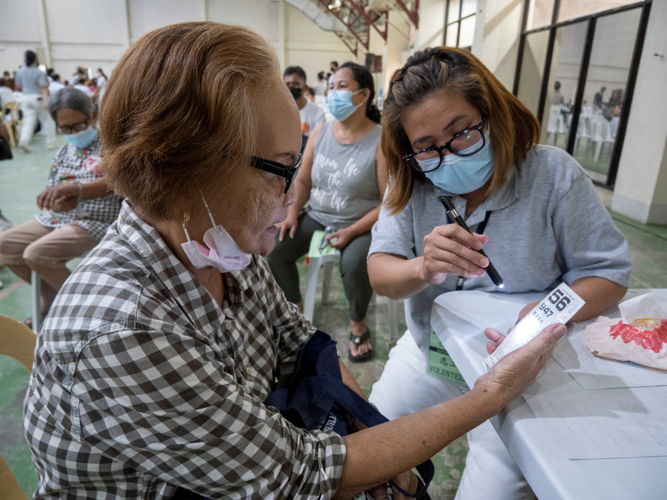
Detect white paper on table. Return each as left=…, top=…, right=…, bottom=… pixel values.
left=552, top=323, right=667, bottom=389
left=525, top=387, right=667, bottom=460
left=619, top=292, right=667, bottom=323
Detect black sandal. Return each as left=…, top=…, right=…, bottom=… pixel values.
left=348, top=329, right=372, bottom=363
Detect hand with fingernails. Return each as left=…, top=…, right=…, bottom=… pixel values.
left=421, top=224, right=489, bottom=285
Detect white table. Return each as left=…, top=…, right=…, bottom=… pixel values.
left=431, top=289, right=667, bottom=500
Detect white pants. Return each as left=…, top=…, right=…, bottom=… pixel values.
left=369, top=331, right=535, bottom=500
left=19, top=94, right=56, bottom=148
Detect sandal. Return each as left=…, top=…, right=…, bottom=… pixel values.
left=348, top=329, right=373, bottom=363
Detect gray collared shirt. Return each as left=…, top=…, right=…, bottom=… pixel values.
left=15, top=65, right=47, bottom=95
left=369, top=145, right=631, bottom=361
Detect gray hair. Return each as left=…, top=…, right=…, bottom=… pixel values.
left=48, top=87, right=94, bottom=123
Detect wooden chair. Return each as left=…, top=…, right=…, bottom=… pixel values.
left=0, top=314, right=36, bottom=372
left=0, top=314, right=36, bottom=500
left=0, top=454, right=29, bottom=500
left=4, top=101, right=21, bottom=146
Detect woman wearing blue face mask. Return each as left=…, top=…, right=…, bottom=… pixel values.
left=0, top=87, right=121, bottom=327
left=269, top=62, right=388, bottom=362
left=367, top=47, right=632, bottom=500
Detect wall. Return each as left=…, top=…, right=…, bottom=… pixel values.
left=417, top=0, right=445, bottom=51
left=382, top=10, right=411, bottom=97
left=0, top=0, right=354, bottom=88
left=611, top=0, right=667, bottom=224
left=283, top=2, right=352, bottom=85
left=0, top=0, right=43, bottom=74
left=477, top=0, right=524, bottom=91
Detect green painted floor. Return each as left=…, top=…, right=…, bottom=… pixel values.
left=1, top=135, right=666, bottom=498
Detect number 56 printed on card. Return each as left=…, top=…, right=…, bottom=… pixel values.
left=483, top=283, right=585, bottom=371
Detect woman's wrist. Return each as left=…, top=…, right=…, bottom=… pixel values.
left=414, top=256, right=427, bottom=284
left=286, top=206, right=300, bottom=221
left=466, top=383, right=507, bottom=418
left=345, top=224, right=360, bottom=239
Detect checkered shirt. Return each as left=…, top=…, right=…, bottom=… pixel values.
left=34, top=136, right=122, bottom=240
left=24, top=201, right=346, bottom=499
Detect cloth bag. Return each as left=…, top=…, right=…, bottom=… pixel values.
left=174, top=330, right=433, bottom=499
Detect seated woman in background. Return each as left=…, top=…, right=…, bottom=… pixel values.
left=367, top=47, right=632, bottom=500
left=268, top=62, right=386, bottom=362
left=24, top=23, right=567, bottom=500
left=0, top=87, right=121, bottom=326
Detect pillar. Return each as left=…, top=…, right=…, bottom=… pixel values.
left=611, top=0, right=667, bottom=225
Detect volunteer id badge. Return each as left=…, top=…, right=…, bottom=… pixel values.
left=428, top=330, right=467, bottom=386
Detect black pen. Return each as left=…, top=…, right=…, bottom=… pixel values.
left=439, top=196, right=504, bottom=288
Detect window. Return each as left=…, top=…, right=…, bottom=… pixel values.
left=540, top=21, right=587, bottom=151
left=444, top=0, right=478, bottom=50
left=513, top=0, right=651, bottom=187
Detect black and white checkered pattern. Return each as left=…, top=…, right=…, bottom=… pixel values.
left=35, top=136, right=122, bottom=240
left=24, top=202, right=346, bottom=499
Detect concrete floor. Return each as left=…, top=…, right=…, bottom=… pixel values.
left=0, top=135, right=665, bottom=498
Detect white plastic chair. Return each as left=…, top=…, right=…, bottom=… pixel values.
left=574, top=105, right=594, bottom=153
left=546, top=104, right=564, bottom=145
left=609, top=116, right=620, bottom=139
left=574, top=115, right=592, bottom=154
left=303, top=250, right=340, bottom=321
left=590, top=115, right=614, bottom=163
left=302, top=239, right=402, bottom=345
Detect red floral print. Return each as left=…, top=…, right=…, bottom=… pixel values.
left=610, top=318, right=667, bottom=353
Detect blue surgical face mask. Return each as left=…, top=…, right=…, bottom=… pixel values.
left=65, top=126, right=98, bottom=149
left=327, top=89, right=362, bottom=121
left=419, top=132, right=494, bottom=195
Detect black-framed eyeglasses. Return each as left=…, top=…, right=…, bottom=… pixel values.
left=403, top=121, right=486, bottom=173
left=57, top=120, right=90, bottom=135
left=251, top=154, right=302, bottom=193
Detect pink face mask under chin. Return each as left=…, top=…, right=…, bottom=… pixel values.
left=181, top=197, right=251, bottom=274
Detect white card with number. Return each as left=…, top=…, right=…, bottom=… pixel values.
left=483, top=283, right=585, bottom=371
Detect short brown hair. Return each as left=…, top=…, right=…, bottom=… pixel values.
left=100, top=22, right=280, bottom=220
left=382, top=47, right=540, bottom=214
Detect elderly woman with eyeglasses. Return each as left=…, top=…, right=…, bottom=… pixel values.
left=24, top=25, right=570, bottom=500
left=0, top=87, right=120, bottom=326
left=367, top=47, right=632, bottom=500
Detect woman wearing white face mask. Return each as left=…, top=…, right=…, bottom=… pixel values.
left=0, top=87, right=121, bottom=327
left=269, top=62, right=388, bottom=362
left=367, top=47, right=632, bottom=500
